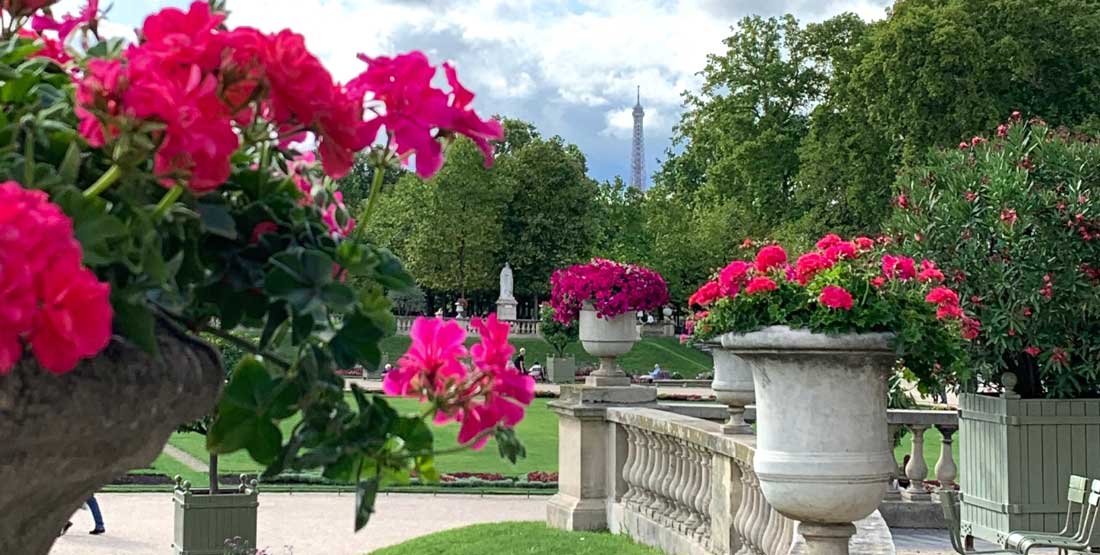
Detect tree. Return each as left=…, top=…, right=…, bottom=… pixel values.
left=850, top=0, right=1100, bottom=162
left=661, top=15, right=828, bottom=238
left=591, top=177, right=650, bottom=263
left=498, top=135, right=598, bottom=301
left=392, top=139, right=512, bottom=298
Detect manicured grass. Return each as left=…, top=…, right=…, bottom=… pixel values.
left=380, top=335, right=712, bottom=378
left=168, top=397, right=559, bottom=478
left=369, top=522, right=662, bottom=555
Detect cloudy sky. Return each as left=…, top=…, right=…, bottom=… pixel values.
left=67, top=0, right=891, bottom=184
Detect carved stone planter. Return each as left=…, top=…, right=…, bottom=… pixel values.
left=173, top=475, right=260, bottom=555
left=723, top=326, right=895, bottom=555
left=0, top=321, right=224, bottom=555
left=579, top=302, right=638, bottom=387
left=710, top=340, right=755, bottom=434
left=546, top=355, right=576, bottom=384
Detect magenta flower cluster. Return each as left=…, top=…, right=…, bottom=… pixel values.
left=549, top=258, right=669, bottom=324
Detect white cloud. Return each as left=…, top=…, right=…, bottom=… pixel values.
left=95, top=0, right=891, bottom=181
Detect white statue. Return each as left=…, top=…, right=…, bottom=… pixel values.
left=499, top=263, right=515, bottom=301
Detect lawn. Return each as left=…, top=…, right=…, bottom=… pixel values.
left=169, top=395, right=955, bottom=482
left=168, top=397, right=559, bottom=478
left=380, top=335, right=713, bottom=378
left=369, top=522, right=662, bottom=555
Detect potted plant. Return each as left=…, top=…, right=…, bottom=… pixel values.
left=539, top=304, right=578, bottom=383
left=891, top=114, right=1100, bottom=544
left=173, top=338, right=260, bottom=555
left=690, top=235, right=975, bottom=554
left=550, top=259, right=669, bottom=386
left=0, top=3, right=536, bottom=553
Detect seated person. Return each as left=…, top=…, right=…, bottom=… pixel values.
left=528, top=363, right=544, bottom=382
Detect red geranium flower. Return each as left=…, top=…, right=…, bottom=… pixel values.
left=745, top=276, right=777, bottom=295
left=819, top=285, right=853, bottom=310
left=754, top=245, right=787, bottom=273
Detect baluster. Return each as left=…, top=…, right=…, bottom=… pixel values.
left=733, top=460, right=756, bottom=555
left=698, top=450, right=713, bottom=548
left=673, top=437, right=690, bottom=527
left=773, top=513, right=796, bottom=555
left=621, top=427, right=639, bottom=506
left=637, top=431, right=656, bottom=509
left=935, top=425, right=958, bottom=488
left=657, top=435, right=675, bottom=523
left=750, top=477, right=769, bottom=555
left=646, top=433, right=669, bottom=515
left=904, top=425, right=930, bottom=499
left=761, top=498, right=781, bottom=555
left=885, top=423, right=902, bottom=500
left=683, top=445, right=702, bottom=533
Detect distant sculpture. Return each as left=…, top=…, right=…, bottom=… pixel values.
left=496, top=263, right=518, bottom=321
left=499, top=263, right=515, bottom=301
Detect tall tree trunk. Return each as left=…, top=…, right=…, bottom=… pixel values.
left=209, top=454, right=219, bottom=494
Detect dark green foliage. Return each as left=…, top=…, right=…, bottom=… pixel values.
left=890, top=119, right=1100, bottom=398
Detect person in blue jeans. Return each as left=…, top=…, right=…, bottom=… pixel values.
left=60, top=495, right=105, bottom=536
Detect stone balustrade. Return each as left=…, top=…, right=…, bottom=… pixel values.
left=393, top=315, right=541, bottom=337
left=607, top=407, right=796, bottom=555
left=886, top=409, right=959, bottom=502
left=546, top=385, right=895, bottom=555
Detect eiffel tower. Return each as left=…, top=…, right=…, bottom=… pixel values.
left=630, top=86, right=645, bottom=190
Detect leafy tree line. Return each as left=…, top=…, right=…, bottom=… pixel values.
left=350, top=0, right=1100, bottom=314
left=640, top=0, right=1100, bottom=305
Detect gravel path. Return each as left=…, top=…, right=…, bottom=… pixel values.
left=49, top=492, right=547, bottom=555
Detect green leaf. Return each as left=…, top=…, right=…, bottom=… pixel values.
left=330, top=312, right=385, bottom=369
left=494, top=427, right=527, bottom=464
left=355, top=477, right=381, bottom=530
left=198, top=203, right=238, bottom=240
left=58, top=141, right=81, bottom=183
left=206, top=405, right=256, bottom=454
left=112, top=295, right=157, bottom=354
left=246, top=420, right=283, bottom=465
left=223, top=357, right=274, bottom=412
left=321, top=282, right=355, bottom=310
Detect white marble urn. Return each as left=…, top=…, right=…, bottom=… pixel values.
left=579, top=302, right=639, bottom=386
left=722, top=326, right=896, bottom=555
left=710, top=341, right=755, bottom=434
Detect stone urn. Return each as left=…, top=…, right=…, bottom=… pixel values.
left=0, top=320, right=224, bottom=555
left=579, top=302, right=639, bottom=387
left=722, top=326, right=895, bottom=555
left=710, top=340, right=754, bottom=434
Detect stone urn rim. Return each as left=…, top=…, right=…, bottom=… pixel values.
left=718, top=325, right=894, bottom=353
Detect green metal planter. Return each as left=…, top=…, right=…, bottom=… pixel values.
left=959, top=393, right=1100, bottom=545
left=173, top=475, right=260, bottom=555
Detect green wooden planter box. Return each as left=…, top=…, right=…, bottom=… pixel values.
left=173, top=476, right=259, bottom=555
left=546, top=356, right=576, bottom=384
left=959, top=393, right=1100, bottom=545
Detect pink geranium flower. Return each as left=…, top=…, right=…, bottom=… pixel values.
left=819, top=285, right=853, bottom=310
left=718, top=260, right=752, bottom=294
left=689, top=281, right=720, bottom=308
left=745, top=276, right=777, bottom=295
left=754, top=245, right=787, bottom=273
left=383, top=317, right=468, bottom=397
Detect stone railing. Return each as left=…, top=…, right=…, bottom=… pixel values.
left=886, top=409, right=958, bottom=498
left=547, top=387, right=895, bottom=555
left=393, top=315, right=541, bottom=337
left=609, top=408, right=797, bottom=555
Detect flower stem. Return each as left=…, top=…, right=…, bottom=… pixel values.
left=152, top=184, right=184, bottom=219
left=359, top=163, right=387, bottom=228
left=83, top=164, right=122, bottom=198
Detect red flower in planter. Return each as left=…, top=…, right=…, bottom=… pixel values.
left=819, top=285, right=853, bottom=310
left=794, top=252, right=832, bottom=285
left=1025, top=346, right=1041, bottom=357
left=754, top=245, right=787, bottom=272
left=719, top=260, right=752, bottom=295
left=689, top=281, right=721, bottom=308
left=745, top=276, right=777, bottom=295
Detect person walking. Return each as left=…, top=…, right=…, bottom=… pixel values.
left=61, top=495, right=105, bottom=536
